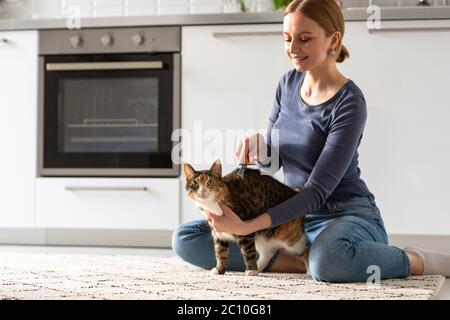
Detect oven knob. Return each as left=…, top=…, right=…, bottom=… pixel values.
left=132, top=34, right=145, bottom=46
left=69, top=35, right=82, bottom=48
left=100, top=34, right=113, bottom=47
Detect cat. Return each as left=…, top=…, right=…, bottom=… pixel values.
left=183, top=159, right=306, bottom=276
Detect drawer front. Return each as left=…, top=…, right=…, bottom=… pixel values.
left=36, top=178, right=180, bottom=230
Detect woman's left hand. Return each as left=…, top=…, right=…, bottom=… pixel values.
left=207, top=202, right=251, bottom=236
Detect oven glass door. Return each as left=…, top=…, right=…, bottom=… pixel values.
left=42, top=53, right=176, bottom=174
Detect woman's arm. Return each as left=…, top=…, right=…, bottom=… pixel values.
left=245, top=212, right=272, bottom=233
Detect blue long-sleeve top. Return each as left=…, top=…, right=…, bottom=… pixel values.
left=258, top=69, right=374, bottom=228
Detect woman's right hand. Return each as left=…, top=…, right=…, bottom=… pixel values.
left=235, top=133, right=268, bottom=165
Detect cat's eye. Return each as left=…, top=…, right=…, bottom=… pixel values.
left=190, top=180, right=199, bottom=188
left=207, top=179, right=215, bottom=186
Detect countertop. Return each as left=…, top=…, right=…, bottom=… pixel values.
left=1, top=6, right=450, bottom=31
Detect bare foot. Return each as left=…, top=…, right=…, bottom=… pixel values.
left=405, top=250, right=424, bottom=276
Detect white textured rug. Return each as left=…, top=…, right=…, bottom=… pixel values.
left=0, top=252, right=445, bottom=300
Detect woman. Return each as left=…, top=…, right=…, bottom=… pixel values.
left=172, top=0, right=450, bottom=282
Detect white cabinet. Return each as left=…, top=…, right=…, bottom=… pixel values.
left=339, top=20, right=450, bottom=235
left=181, top=24, right=291, bottom=223
left=35, top=178, right=180, bottom=230
left=0, top=31, right=38, bottom=228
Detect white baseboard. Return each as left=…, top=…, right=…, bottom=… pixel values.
left=0, top=228, right=173, bottom=248
left=0, top=229, right=449, bottom=253
left=388, top=234, right=450, bottom=254
left=0, top=228, right=46, bottom=245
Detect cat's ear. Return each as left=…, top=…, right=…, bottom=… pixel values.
left=209, top=159, right=222, bottom=178
left=183, top=163, right=196, bottom=179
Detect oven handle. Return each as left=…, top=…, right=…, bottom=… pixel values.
left=65, top=186, right=148, bottom=192
left=46, top=61, right=164, bottom=71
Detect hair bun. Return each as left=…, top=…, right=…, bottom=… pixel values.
left=337, top=45, right=350, bottom=63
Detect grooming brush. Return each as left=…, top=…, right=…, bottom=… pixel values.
left=237, top=137, right=259, bottom=178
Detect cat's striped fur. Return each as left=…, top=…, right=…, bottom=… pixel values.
left=183, top=160, right=306, bottom=276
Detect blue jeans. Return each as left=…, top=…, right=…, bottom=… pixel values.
left=171, top=194, right=411, bottom=283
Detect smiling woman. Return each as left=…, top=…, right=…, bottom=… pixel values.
left=172, top=0, right=450, bottom=282
left=283, top=0, right=349, bottom=67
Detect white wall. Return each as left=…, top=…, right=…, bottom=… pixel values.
left=339, top=20, right=450, bottom=235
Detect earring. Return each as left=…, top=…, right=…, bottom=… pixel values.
left=330, top=49, right=336, bottom=56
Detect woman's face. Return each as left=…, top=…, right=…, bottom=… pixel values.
left=283, top=12, right=338, bottom=72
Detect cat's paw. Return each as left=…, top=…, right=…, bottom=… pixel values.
left=245, top=269, right=259, bottom=276
left=210, top=267, right=225, bottom=275
left=257, top=260, right=268, bottom=272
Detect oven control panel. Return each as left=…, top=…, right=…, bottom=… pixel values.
left=39, top=27, right=181, bottom=55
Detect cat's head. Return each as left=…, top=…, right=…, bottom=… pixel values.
left=183, top=159, right=229, bottom=204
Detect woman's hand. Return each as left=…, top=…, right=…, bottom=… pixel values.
left=235, top=133, right=268, bottom=165
left=206, top=203, right=273, bottom=235
left=206, top=202, right=251, bottom=236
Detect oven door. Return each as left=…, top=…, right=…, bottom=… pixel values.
left=38, top=53, right=180, bottom=177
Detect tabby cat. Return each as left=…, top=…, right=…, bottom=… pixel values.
left=183, top=159, right=306, bottom=276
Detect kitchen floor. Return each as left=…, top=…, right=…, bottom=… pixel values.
left=0, top=245, right=448, bottom=300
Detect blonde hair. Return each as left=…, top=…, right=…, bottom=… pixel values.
left=284, top=0, right=349, bottom=63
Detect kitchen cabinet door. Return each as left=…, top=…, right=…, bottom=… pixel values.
left=181, top=24, right=291, bottom=223
left=0, top=31, right=38, bottom=227
left=35, top=178, right=180, bottom=230
left=339, top=20, right=450, bottom=235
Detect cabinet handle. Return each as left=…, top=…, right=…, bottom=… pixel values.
left=212, top=31, right=281, bottom=38
left=368, top=26, right=450, bottom=33
left=366, top=20, right=450, bottom=33
left=65, top=186, right=148, bottom=192
left=0, top=38, right=8, bottom=44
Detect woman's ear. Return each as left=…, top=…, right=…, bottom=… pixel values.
left=209, top=159, right=222, bottom=178
left=330, top=31, right=341, bottom=51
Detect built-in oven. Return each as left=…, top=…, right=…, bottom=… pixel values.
left=38, top=27, right=180, bottom=177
